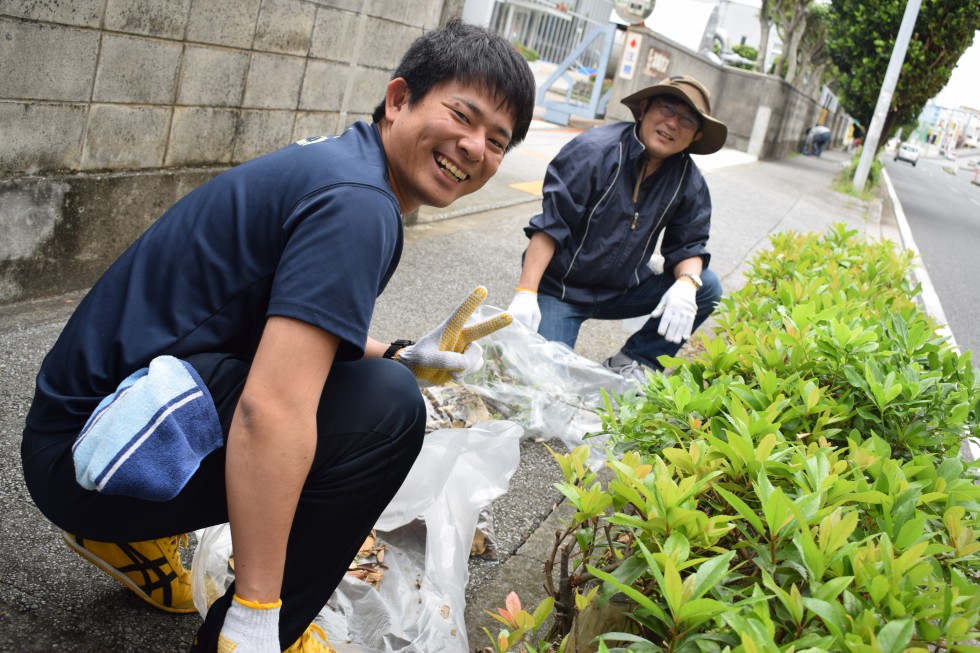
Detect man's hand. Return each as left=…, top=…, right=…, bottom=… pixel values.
left=507, top=289, right=541, bottom=331
left=396, top=287, right=512, bottom=385
left=218, top=594, right=281, bottom=653
left=651, top=278, right=698, bottom=343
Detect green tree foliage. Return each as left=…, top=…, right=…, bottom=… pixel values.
left=827, top=0, right=980, bottom=151
left=894, top=116, right=920, bottom=142
left=732, top=44, right=758, bottom=61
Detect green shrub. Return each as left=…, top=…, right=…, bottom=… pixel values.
left=733, top=44, right=758, bottom=62
left=484, top=225, right=980, bottom=653
left=836, top=147, right=884, bottom=196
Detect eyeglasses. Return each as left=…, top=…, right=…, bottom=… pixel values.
left=648, top=98, right=701, bottom=131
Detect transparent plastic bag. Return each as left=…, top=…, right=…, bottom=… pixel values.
left=460, top=304, right=636, bottom=465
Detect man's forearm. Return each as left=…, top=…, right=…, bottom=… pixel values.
left=225, top=316, right=336, bottom=605
left=226, top=403, right=315, bottom=603
left=364, top=336, right=388, bottom=359
left=517, top=231, right=557, bottom=291
left=673, top=256, right=704, bottom=277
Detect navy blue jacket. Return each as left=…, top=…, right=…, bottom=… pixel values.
left=525, top=121, right=713, bottom=303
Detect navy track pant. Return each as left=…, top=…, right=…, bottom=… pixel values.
left=22, top=353, right=427, bottom=651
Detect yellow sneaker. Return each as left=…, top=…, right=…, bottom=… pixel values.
left=62, top=532, right=196, bottom=613
left=284, top=623, right=336, bottom=653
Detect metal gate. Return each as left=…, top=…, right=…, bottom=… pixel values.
left=488, top=0, right=620, bottom=125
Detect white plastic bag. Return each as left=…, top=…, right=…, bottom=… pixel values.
left=190, top=420, right=523, bottom=652
left=190, top=304, right=629, bottom=650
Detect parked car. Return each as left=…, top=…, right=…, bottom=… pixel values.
left=894, top=143, right=919, bottom=166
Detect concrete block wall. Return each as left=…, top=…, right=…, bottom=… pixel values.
left=0, top=0, right=458, bottom=304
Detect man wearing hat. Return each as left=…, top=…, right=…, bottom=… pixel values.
left=507, top=75, right=727, bottom=381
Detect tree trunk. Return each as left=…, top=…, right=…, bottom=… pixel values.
left=783, top=11, right=807, bottom=84
left=803, top=61, right=826, bottom=97
left=756, top=0, right=771, bottom=72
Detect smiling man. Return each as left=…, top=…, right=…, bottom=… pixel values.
left=21, top=18, right=535, bottom=653
left=379, top=79, right=517, bottom=210
left=507, top=75, right=727, bottom=382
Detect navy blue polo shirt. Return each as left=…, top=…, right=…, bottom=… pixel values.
left=26, top=121, right=403, bottom=435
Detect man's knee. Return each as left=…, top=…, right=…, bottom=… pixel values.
left=319, top=358, right=426, bottom=443
left=368, top=360, right=427, bottom=437
left=698, top=269, right=724, bottom=308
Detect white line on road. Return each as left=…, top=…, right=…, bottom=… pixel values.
left=882, top=170, right=979, bottom=462
left=972, top=198, right=980, bottom=208
left=947, top=185, right=961, bottom=195
left=883, top=170, right=955, bottom=349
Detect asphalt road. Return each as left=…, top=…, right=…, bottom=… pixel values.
left=883, top=148, right=980, bottom=363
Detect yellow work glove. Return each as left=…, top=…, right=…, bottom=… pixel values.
left=396, top=287, right=512, bottom=385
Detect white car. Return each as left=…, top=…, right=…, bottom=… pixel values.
left=894, top=143, right=919, bottom=166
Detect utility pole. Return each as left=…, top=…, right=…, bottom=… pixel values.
left=852, top=0, right=922, bottom=191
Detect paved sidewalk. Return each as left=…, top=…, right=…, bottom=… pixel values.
left=0, top=123, right=903, bottom=652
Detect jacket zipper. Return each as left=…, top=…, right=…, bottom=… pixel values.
left=629, top=156, right=689, bottom=289
left=630, top=159, right=647, bottom=230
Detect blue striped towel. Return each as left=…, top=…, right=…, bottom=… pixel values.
left=72, top=356, right=223, bottom=501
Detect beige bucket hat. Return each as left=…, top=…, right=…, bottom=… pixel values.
left=621, top=75, right=728, bottom=155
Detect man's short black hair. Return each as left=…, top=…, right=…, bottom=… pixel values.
left=372, top=17, right=536, bottom=151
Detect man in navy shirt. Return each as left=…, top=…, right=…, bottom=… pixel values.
left=21, top=19, right=535, bottom=653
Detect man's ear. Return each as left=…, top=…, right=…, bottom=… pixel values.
left=637, top=98, right=650, bottom=121
left=384, top=78, right=410, bottom=124
left=691, top=131, right=703, bottom=144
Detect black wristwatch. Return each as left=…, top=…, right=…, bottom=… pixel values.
left=383, top=339, right=414, bottom=359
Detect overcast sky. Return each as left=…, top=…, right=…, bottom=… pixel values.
left=932, top=30, right=980, bottom=111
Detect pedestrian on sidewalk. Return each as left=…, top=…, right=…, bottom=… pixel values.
left=507, top=75, right=726, bottom=382
left=20, top=18, right=535, bottom=653
left=809, top=125, right=832, bottom=157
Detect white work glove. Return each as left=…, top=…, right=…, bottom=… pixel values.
left=396, top=286, right=512, bottom=385
left=507, top=288, right=541, bottom=331
left=218, top=594, right=281, bottom=653
left=651, top=278, right=698, bottom=344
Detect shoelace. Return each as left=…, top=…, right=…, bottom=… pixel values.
left=616, top=360, right=652, bottom=383
left=164, top=534, right=189, bottom=568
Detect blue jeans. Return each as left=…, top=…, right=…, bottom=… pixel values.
left=537, top=269, right=722, bottom=369
left=812, top=134, right=830, bottom=156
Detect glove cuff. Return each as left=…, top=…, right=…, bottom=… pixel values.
left=233, top=594, right=282, bottom=610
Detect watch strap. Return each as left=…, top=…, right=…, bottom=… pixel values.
left=677, top=272, right=702, bottom=289
left=383, top=339, right=414, bottom=359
